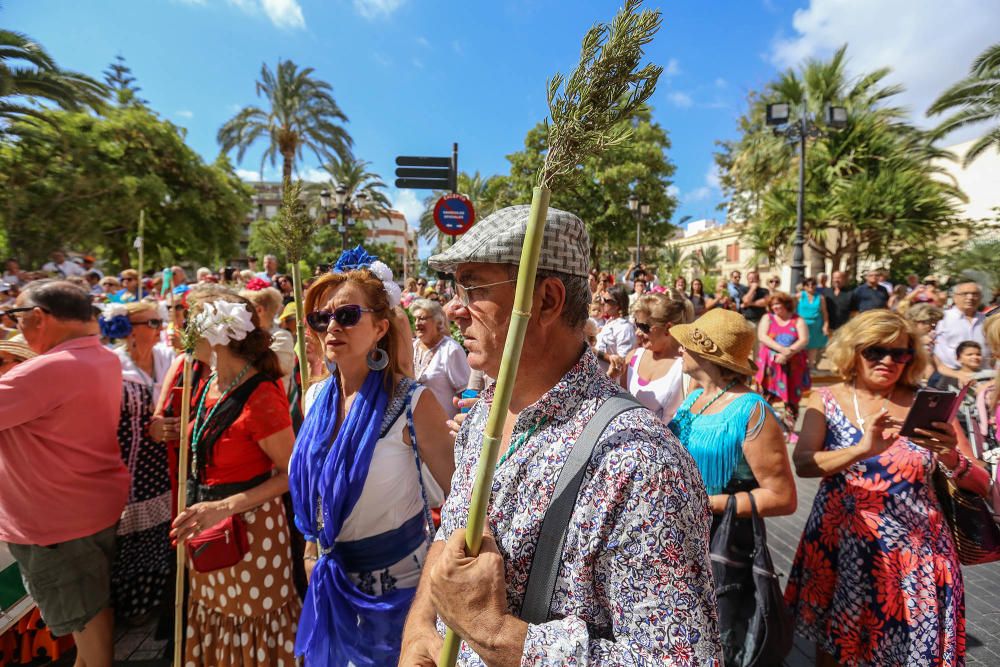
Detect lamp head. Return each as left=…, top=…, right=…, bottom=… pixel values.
left=639, top=201, right=650, bottom=216
left=334, top=184, right=348, bottom=206
left=627, top=194, right=640, bottom=212
left=765, top=102, right=790, bottom=126
left=320, top=189, right=331, bottom=209
left=825, top=104, right=848, bottom=129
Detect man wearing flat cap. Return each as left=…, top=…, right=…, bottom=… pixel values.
left=400, top=206, right=721, bottom=666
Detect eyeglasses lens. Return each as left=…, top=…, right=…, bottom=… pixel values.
left=306, top=305, right=364, bottom=332
left=635, top=322, right=651, bottom=334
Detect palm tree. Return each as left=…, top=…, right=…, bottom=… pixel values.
left=306, top=157, right=392, bottom=223
left=218, top=59, right=352, bottom=185
left=0, top=29, right=106, bottom=126
left=929, top=42, right=1000, bottom=166
left=658, top=244, right=686, bottom=278
left=687, top=246, right=722, bottom=277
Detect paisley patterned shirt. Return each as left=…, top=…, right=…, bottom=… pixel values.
left=435, top=349, right=722, bottom=666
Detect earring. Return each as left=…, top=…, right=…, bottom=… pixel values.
left=367, top=347, right=389, bottom=371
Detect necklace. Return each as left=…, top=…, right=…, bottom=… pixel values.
left=851, top=381, right=893, bottom=433
left=694, top=380, right=738, bottom=416
left=496, top=417, right=548, bottom=469
left=190, top=361, right=254, bottom=469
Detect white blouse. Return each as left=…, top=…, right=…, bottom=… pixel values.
left=412, top=336, right=471, bottom=419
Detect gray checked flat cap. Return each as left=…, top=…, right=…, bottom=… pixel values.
left=428, top=205, right=590, bottom=278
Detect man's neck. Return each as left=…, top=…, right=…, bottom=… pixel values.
left=37, top=326, right=93, bottom=354
left=506, top=335, right=586, bottom=414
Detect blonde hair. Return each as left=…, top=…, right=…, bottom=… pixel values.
left=125, top=299, right=160, bottom=317
left=631, top=291, right=687, bottom=326
left=826, top=310, right=928, bottom=387
left=986, top=315, right=1000, bottom=357
left=240, top=286, right=283, bottom=321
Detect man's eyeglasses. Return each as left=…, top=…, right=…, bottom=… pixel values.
left=450, top=278, right=517, bottom=308
left=954, top=291, right=980, bottom=298
left=1, top=306, right=43, bottom=323
left=305, top=304, right=373, bottom=332
left=768, top=279, right=780, bottom=285
left=860, top=346, right=914, bottom=364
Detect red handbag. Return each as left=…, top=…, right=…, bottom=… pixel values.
left=186, top=515, right=250, bottom=573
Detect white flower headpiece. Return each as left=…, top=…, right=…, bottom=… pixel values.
left=368, top=260, right=402, bottom=309
left=193, top=300, right=255, bottom=347
left=100, top=302, right=129, bottom=320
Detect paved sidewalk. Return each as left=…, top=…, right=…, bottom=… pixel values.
left=770, top=474, right=1000, bottom=666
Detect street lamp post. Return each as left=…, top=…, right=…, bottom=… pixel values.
left=627, top=195, right=650, bottom=267
left=765, top=100, right=847, bottom=289
left=320, top=186, right=371, bottom=251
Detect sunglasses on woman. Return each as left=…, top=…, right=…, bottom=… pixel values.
left=305, top=304, right=373, bottom=332
left=131, top=319, right=164, bottom=329
left=860, top=346, right=914, bottom=364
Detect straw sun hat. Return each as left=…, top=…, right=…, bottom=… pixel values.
left=669, top=308, right=757, bottom=377
left=0, top=339, right=37, bottom=362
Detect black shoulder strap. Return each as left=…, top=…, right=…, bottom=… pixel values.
left=519, top=393, right=642, bottom=624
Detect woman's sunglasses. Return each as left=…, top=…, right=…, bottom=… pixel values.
left=305, top=304, right=373, bottom=332
left=860, top=346, right=914, bottom=364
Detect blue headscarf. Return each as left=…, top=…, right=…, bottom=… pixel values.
left=289, top=368, right=417, bottom=665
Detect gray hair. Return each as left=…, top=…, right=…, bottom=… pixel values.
left=410, top=298, right=448, bottom=332
left=264, top=254, right=278, bottom=263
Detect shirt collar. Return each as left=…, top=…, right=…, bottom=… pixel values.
left=42, top=334, right=101, bottom=356
left=480, top=345, right=600, bottom=428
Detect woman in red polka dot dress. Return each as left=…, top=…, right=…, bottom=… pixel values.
left=171, top=294, right=300, bottom=666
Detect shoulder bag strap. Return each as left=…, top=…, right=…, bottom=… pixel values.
left=519, top=393, right=642, bottom=625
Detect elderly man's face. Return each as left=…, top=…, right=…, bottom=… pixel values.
left=265, top=257, right=278, bottom=273
left=444, top=263, right=516, bottom=376
left=51, top=251, right=65, bottom=264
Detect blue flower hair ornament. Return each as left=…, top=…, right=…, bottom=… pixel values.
left=99, top=303, right=133, bottom=339
left=333, top=245, right=378, bottom=273
left=330, top=245, right=401, bottom=308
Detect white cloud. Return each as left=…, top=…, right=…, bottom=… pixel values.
left=176, top=110, right=194, bottom=119
left=416, top=36, right=430, bottom=48
left=412, top=58, right=424, bottom=69
left=666, top=185, right=680, bottom=198
left=665, top=58, right=681, bottom=77
left=685, top=187, right=712, bottom=203
left=705, top=164, right=721, bottom=190
left=393, top=189, right=424, bottom=227
left=667, top=91, right=693, bottom=108
left=373, top=52, right=393, bottom=67
left=714, top=78, right=727, bottom=88
left=353, top=0, right=405, bottom=20
left=297, top=166, right=329, bottom=183
left=236, top=168, right=264, bottom=182
left=771, top=0, right=1000, bottom=135
left=261, top=0, right=305, bottom=29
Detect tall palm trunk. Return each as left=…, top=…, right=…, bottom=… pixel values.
left=282, top=153, right=294, bottom=189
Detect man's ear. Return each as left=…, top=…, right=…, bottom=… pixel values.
left=535, top=277, right=567, bottom=328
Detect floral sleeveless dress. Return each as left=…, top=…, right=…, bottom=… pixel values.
left=784, top=389, right=965, bottom=666
left=754, top=314, right=810, bottom=407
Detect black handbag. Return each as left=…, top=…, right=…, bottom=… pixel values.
left=933, top=467, right=1000, bottom=566
left=710, top=493, right=792, bottom=667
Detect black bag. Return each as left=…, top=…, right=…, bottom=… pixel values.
left=933, top=467, right=1000, bottom=566
left=710, top=493, right=792, bottom=667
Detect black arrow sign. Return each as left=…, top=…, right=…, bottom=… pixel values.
left=395, top=156, right=451, bottom=168
left=395, top=177, right=451, bottom=189
left=394, top=167, right=450, bottom=178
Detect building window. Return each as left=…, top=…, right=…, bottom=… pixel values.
left=726, top=242, right=740, bottom=263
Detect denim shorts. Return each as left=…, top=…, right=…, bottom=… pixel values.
left=8, top=524, right=117, bottom=636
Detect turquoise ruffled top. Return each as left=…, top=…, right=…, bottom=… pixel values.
left=668, top=389, right=774, bottom=495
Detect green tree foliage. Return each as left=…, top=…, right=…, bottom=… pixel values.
left=0, top=28, right=107, bottom=128
left=686, top=245, right=722, bottom=277
left=929, top=42, right=1000, bottom=166
left=0, top=106, right=252, bottom=270
left=658, top=244, right=686, bottom=278
left=218, top=60, right=353, bottom=184
left=716, top=45, right=966, bottom=278
left=305, top=157, right=393, bottom=220
left=505, top=104, right=677, bottom=270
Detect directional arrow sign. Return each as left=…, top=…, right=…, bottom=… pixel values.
left=395, top=177, right=452, bottom=189
left=394, top=167, right=450, bottom=178
left=395, top=156, right=452, bottom=168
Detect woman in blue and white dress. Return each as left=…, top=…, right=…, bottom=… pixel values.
left=289, top=250, right=454, bottom=666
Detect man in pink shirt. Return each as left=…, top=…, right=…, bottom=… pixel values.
left=0, top=280, right=128, bottom=667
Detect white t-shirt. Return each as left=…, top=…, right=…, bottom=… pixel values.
left=595, top=316, right=636, bottom=371
left=413, top=336, right=470, bottom=419
left=269, top=327, right=295, bottom=390
left=41, top=260, right=85, bottom=277
left=626, top=348, right=687, bottom=424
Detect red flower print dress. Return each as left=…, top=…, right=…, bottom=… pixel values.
left=784, top=389, right=965, bottom=666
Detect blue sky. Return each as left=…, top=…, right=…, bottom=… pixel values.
left=6, top=0, right=998, bottom=257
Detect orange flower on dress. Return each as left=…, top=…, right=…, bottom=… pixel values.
left=799, top=542, right=836, bottom=610
left=874, top=548, right=921, bottom=622
left=878, top=441, right=926, bottom=485
left=834, top=605, right=885, bottom=664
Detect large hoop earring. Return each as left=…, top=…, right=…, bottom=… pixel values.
left=367, top=347, right=389, bottom=371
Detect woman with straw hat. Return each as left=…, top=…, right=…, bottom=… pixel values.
left=668, top=309, right=797, bottom=531
left=0, top=339, right=36, bottom=376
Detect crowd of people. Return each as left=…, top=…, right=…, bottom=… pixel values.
left=1, top=212, right=999, bottom=666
